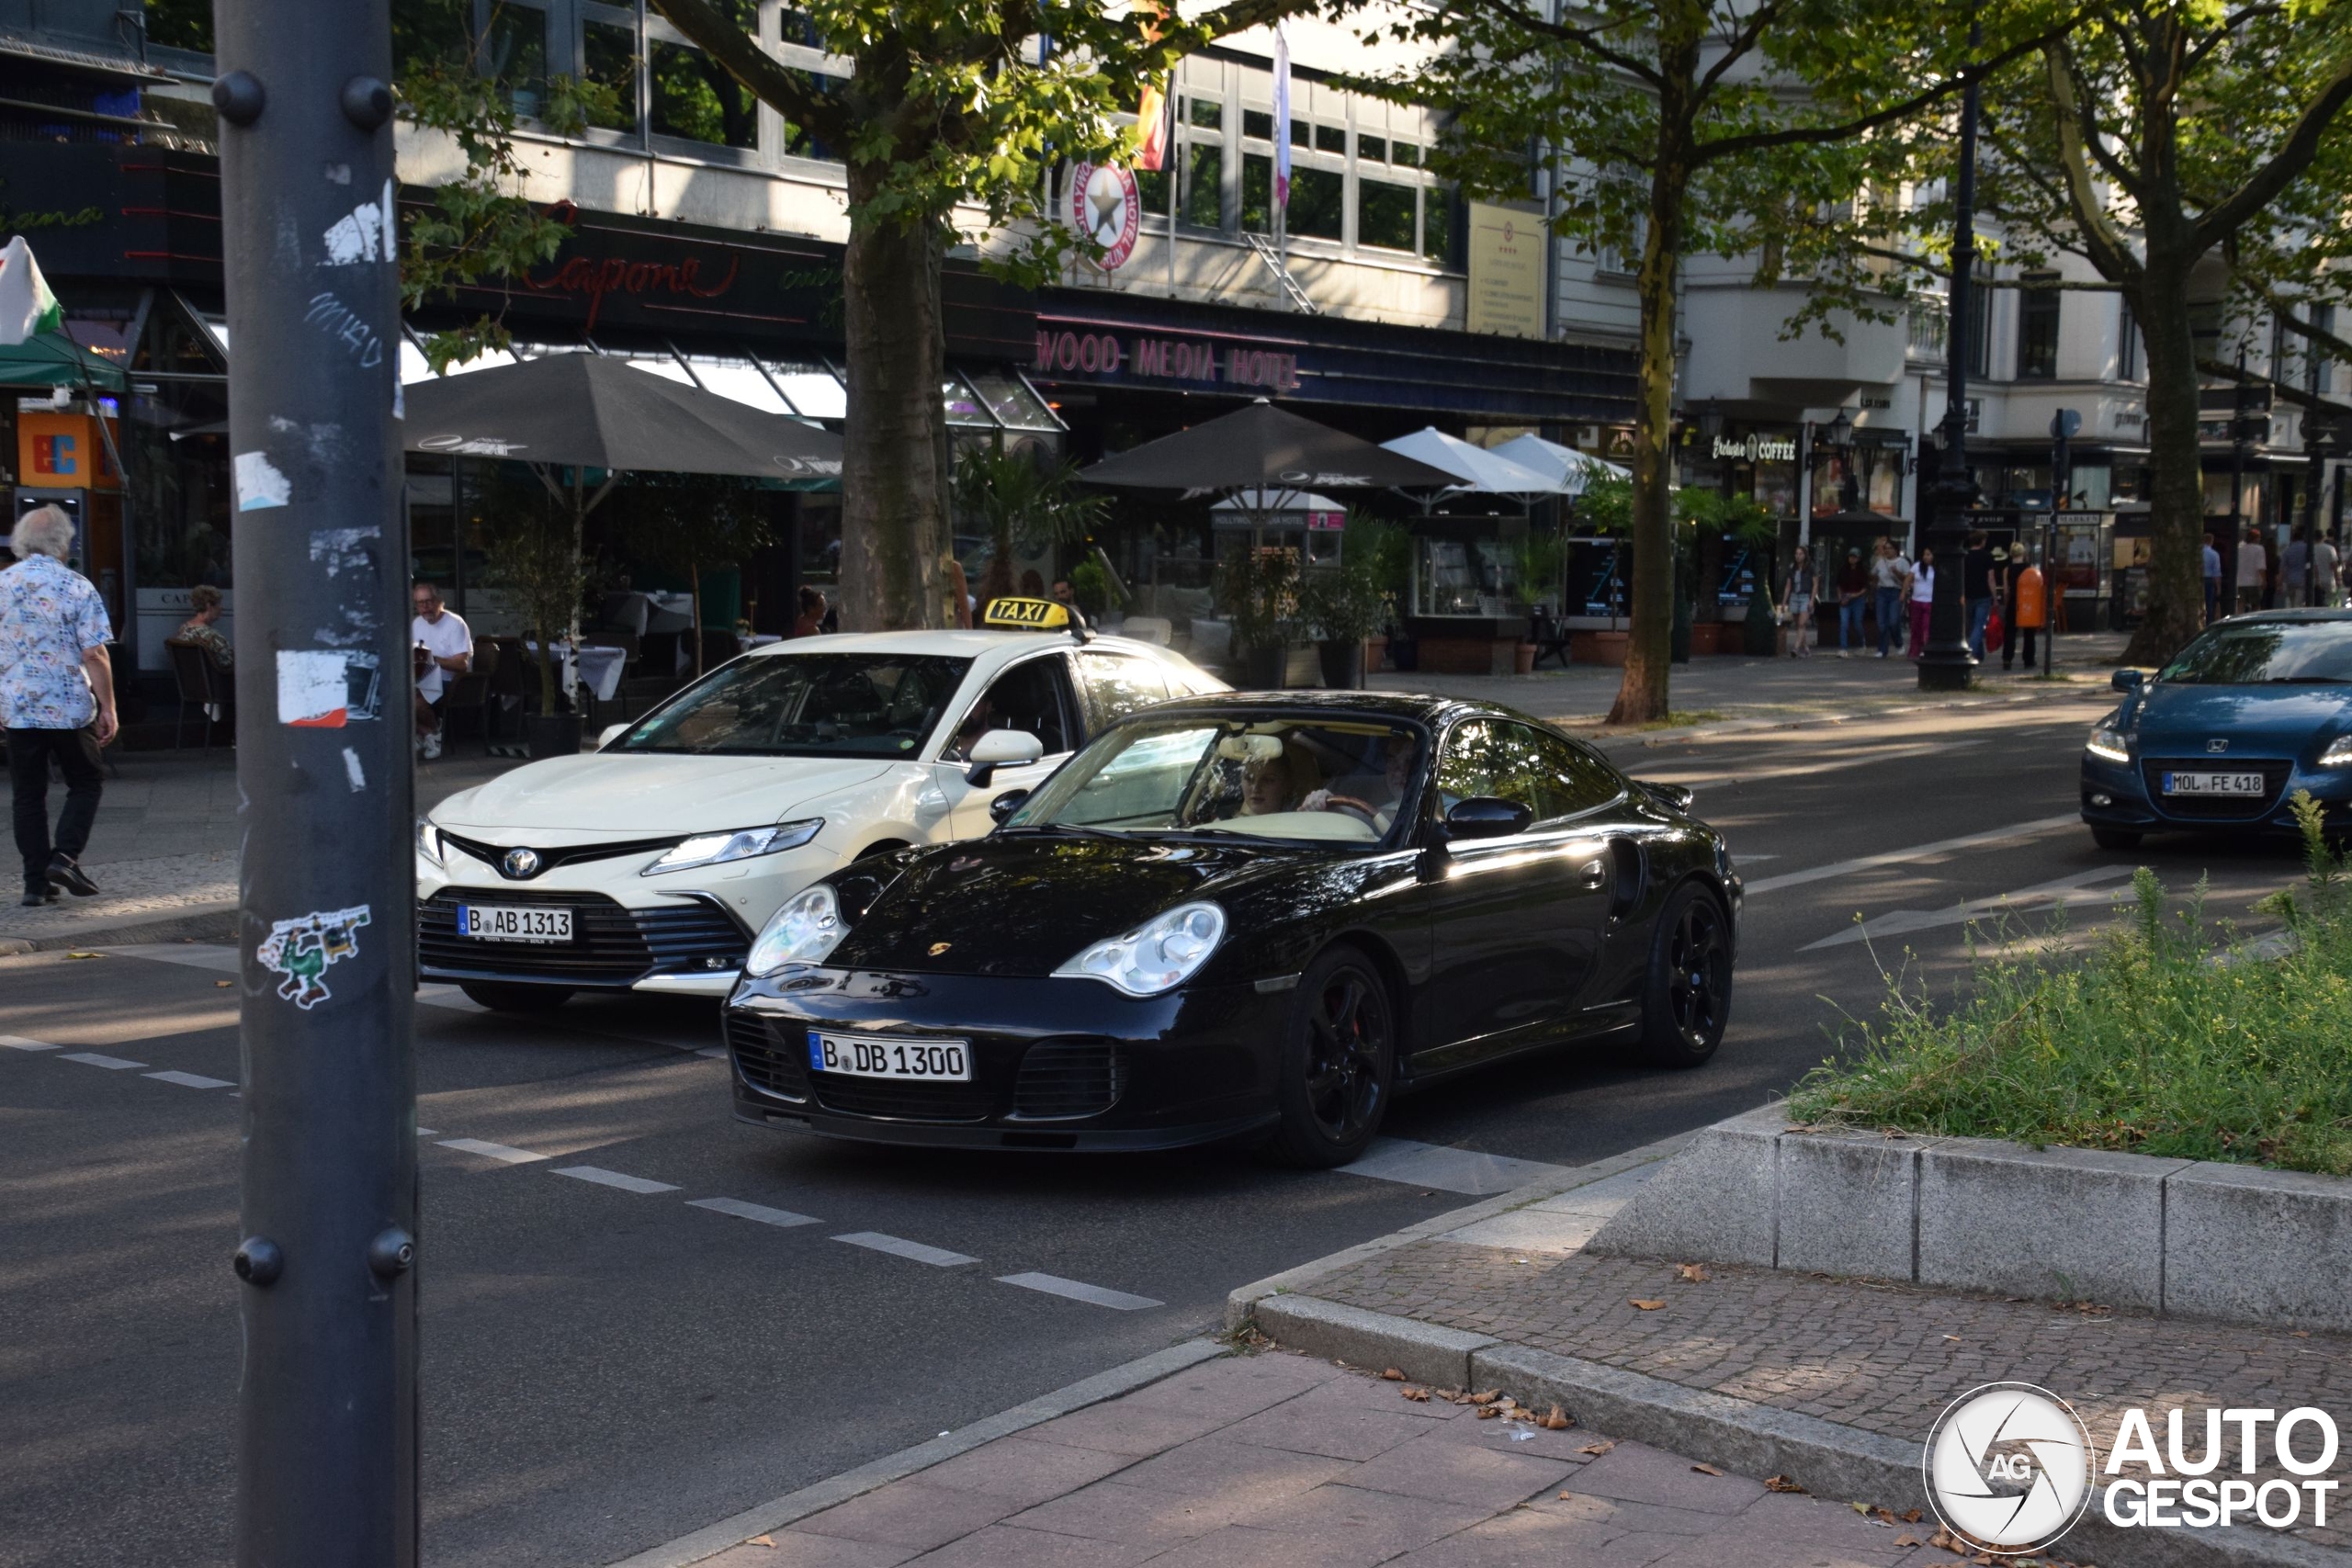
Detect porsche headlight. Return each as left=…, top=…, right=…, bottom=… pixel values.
left=744, top=885, right=845, bottom=976
left=1054, top=902, right=1227, bottom=998
left=416, top=818, right=446, bottom=866
left=643, top=818, right=822, bottom=876
left=2086, top=724, right=2132, bottom=764
left=2320, top=736, right=2352, bottom=768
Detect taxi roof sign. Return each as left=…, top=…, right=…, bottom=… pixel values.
left=981, top=596, right=1073, bottom=631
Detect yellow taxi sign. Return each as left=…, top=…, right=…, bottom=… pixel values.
left=981, top=596, right=1072, bottom=630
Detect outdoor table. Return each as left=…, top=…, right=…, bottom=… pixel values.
left=523, top=641, right=628, bottom=703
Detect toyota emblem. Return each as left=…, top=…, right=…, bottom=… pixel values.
left=502, top=847, right=542, bottom=879
left=2206, top=739, right=2229, bottom=754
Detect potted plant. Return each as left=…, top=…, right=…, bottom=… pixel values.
left=1068, top=558, right=1125, bottom=622
left=484, top=503, right=587, bottom=759
left=1676, top=491, right=1780, bottom=658
left=1569, top=475, right=1634, bottom=665
left=1509, top=526, right=1566, bottom=672
left=1297, top=558, right=1385, bottom=690
left=607, top=473, right=774, bottom=676
left=1214, top=547, right=1300, bottom=688
left=1342, top=516, right=1411, bottom=672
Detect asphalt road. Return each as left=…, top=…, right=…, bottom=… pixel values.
left=1, top=692, right=2318, bottom=1568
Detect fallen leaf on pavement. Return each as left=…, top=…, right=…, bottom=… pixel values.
left=1763, top=1475, right=1806, bottom=1494
left=1476, top=1405, right=1501, bottom=1420
left=1401, top=1387, right=1430, bottom=1402
left=65, top=951, right=101, bottom=961
left=1381, top=1368, right=1405, bottom=1381
left=1469, top=1390, right=1500, bottom=1404
left=1543, top=1405, right=1571, bottom=1430
left=1901, top=1509, right=1922, bottom=1523
left=1579, top=1441, right=1614, bottom=1456
left=1675, top=1263, right=1710, bottom=1283
left=1943, top=1335, right=1962, bottom=1342
left=1894, top=1535, right=1922, bottom=1548
left=215, top=979, right=233, bottom=987
left=1630, top=1299, right=1667, bottom=1311
left=1850, top=1503, right=1871, bottom=1516
left=1690, top=1463, right=1723, bottom=1476
left=746, top=1535, right=776, bottom=1549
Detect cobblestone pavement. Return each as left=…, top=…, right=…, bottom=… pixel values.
left=691, top=1348, right=1978, bottom=1568
left=1309, top=1239, right=2352, bottom=1498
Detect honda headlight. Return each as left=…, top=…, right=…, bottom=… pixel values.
left=1054, top=902, right=1227, bottom=998
left=643, top=818, right=822, bottom=876
left=2320, top=736, right=2352, bottom=768
left=744, top=885, right=845, bottom=976
left=416, top=818, right=445, bottom=867
left=2086, top=724, right=2132, bottom=764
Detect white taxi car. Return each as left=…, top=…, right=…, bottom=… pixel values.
left=416, top=605, right=1224, bottom=1010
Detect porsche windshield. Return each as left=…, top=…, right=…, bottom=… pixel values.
left=614, top=653, right=972, bottom=757
left=1004, top=716, right=1424, bottom=847
left=2156, top=622, right=2352, bottom=685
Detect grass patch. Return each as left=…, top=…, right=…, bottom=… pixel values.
left=1787, top=793, right=2352, bottom=1176
left=1634, top=710, right=1726, bottom=731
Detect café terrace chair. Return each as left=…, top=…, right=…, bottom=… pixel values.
left=164, top=638, right=234, bottom=754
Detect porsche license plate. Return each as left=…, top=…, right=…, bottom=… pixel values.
left=458, top=904, right=573, bottom=942
left=808, top=1031, right=972, bottom=1082
left=2160, top=771, right=2267, bottom=796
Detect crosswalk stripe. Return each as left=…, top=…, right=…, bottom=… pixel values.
left=833, top=1232, right=977, bottom=1268
left=995, top=1272, right=1161, bottom=1311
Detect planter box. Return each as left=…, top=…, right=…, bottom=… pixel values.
left=1570, top=630, right=1632, bottom=667
left=1591, top=1111, right=2352, bottom=1331
left=1686, top=622, right=1726, bottom=656
left=1419, top=636, right=1520, bottom=675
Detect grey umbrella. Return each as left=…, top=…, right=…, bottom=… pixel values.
left=1078, top=398, right=1457, bottom=494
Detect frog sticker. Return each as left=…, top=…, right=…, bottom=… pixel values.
left=255, top=905, right=372, bottom=1010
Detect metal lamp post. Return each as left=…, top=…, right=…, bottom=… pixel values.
left=2303, top=415, right=2339, bottom=606
left=1918, top=16, right=1983, bottom=691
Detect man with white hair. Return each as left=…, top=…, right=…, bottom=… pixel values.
left=2, top=504, right=117, bottom=906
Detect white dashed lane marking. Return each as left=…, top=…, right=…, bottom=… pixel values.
left=61, top=1052, right=146, bottom=1070
left=416, top=1128, right=439, bottom=1136
left=1340, top=1137, right=1571, bottom=1196
left=436, top=1137, right=550, bottom=1165
left=554, top=1166, right=680, bottom=1195
left=145, top=1070, right=233, bottom=1089
left=995, top=1272, right=1163, bottom=1312
left=1, top=1035, right=58, bottom=1051
left=1801, top=865, right=2139, bottom=951
left=689, top=1197, right=820, bottom=1228
left=833, top=1232, right=978, bottom=1268
left=1742, top=814, right=2078, bottom=897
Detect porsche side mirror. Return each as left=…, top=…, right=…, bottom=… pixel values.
left=2111, top=669, right=2144, bottom=694
left=1444, top=796, right=1533, bottom=840
left=1635, top=780, right=1695, bottom=814
left=597, top=722, right=629, bottom=748
left=989, top=788, right=1030, bottom=824
left=966, top=728, right=1045, bottom=787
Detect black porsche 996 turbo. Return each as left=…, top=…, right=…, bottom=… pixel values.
left=721, top=693, right=1742, bottom=1167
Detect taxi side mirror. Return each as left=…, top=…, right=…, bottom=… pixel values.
left=2111, top=669, right=2144, bottom=694
left=966, top=728, right=1045, bottom=786
left=598, top=723, right=629, bottom=748
left=1443, top=796, right=1533, bottom=841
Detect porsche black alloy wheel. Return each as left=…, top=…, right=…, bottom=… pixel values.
left=458, top=981, right=575, bottom=1013
left=1637, top=885, right=1731, bottom=1067
left=1270, top=947, right=1396, bottom=1168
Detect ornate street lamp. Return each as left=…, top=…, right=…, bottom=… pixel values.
left=1919, top=15, right=1983, bottom=690
left=2302, top=412, right=2340, bottom=606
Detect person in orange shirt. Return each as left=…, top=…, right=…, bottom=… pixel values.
left=2003, top=545, right=2047, bottom=671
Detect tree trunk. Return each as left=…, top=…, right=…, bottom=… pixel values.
left=1608, top=153, right=1690, bottom=726
left=840, top=159, right=950, bottom=632
left=2121, top=262, right=2210, bottom=665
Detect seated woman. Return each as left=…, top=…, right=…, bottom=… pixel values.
left=173, top=584, right=233, bottom=670
left=1238, top=739, right=1321, bottom=817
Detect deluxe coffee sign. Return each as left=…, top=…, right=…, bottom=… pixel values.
left=1033, top=326, right=1302, bottom=393
left=1713, top=433, right=1798, bottom=463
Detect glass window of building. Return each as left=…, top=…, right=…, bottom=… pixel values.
left=582, top=18, right=640, bottom=132
left=1421, top=188, right=1453, bottom=265
left=1241, top=154, right=1274, bottom=233
left=483, top=3, right=548, bottom=119
left=1242, top=107, right=1274, bottom=141
left=1316, top=123, right=1345, bottom=153
left=1182, top=139, right=1224, bottom=228
left=1357, top=177, right=1417, bottom=252
left=1358, top=133, right=1387, bottom=164
left=1289, top=166, right=1343, bottom=241
left=650, top=14, right=760, bottom=151
left=1188, top=96, right=1223, bottom=130
left=2017, top=275, right=2060, bottom=379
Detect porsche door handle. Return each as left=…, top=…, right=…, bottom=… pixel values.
left=1577, top=857, right=1611, bottom=890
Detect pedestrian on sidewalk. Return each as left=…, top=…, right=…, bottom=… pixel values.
left=2004, top=547, right=2047, bottom=671
left=1871, top=536, right=1909, bottom=658
left=411, top=581, right=471, bottom=763
left=2316, top=534, right=2342, bottom=607
left=2, top=504, right=117, bottom=907
left=1779, top=545, right=1818, bottom=659
left=1834, top=547, right=1869, bottom=656
left=1962, top=530, right=1996, bottom=659
left=2201, top=532, right=2222, bottom=624
left=2236, top=527, right=2267, bottom=615
left=1906, top=546, right=1936, bottom=660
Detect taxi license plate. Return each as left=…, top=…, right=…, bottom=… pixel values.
left=458, top=904, right=573, bottom=942
left=808, top=1031, right=972, bottom=1082
left=2160, top=772, right=2267, bottom=796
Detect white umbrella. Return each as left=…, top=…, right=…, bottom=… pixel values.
left=1380, top=426, right=1565, bottom=501
left=1490, top=433, right=1631, bottom=499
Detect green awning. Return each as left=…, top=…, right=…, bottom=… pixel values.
left=0, top=332, right=129, bottom=391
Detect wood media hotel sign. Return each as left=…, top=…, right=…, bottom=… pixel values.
left=1034, top=323, right=1302, bottom=393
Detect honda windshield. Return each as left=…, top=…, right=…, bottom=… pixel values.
left=612, top=653, right=972, bottom=757
left=2156, top=622, right=2352, bottom=685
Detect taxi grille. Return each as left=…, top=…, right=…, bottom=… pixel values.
left=728, top=1014, right=808, bottom=1102
left=1012, top=1040, right=1126, bottom=1121
left=420, top=890, right=745, bottom=983
left=2141, top=759, right=2293, bottom=821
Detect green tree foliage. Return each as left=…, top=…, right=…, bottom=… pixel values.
left=604, top=476, right=777, bottom=674
left=950, top=443, right=1108, bottom=611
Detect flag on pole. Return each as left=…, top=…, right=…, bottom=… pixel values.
left=1272, top=26, right=1293, bottom=209
left=0, top=236, right=65, bottom=345
left=1136, top=75, right=1170, bottom=172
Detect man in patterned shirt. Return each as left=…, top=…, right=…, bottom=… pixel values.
left=2, top=504, right=117, bottom=906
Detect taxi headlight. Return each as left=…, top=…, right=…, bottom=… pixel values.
left=2321, top=736, right=2352, bottom=768
left=1054, top=902, right=1226, bottom=998
left=643, top=818, right=822, bottom=876
left=2086, top=724, right=2132, bottom=764
left=744, top=885, right=845, bottom=976
left=416, top=818, right=445, bottom=866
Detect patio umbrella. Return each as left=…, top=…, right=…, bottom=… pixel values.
left=401, top=350, right=842, bottom=482
left=1489, top=432, right=1630, bottom=499
left=0, top=333, right=128, bottom=392
left=1380, top=426, right=1564, bottom=502
left=1078, top=398, right=1456, bottom=496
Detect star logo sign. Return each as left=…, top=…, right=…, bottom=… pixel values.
left=1923, top=1383, right=2095, bottom=1554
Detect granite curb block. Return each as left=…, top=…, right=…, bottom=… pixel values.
left=0, top=901, right=239, bottom=955
left=1590, top=1109, right=2352, bottom=1334
left=1256, top=1303, right=2351, bottom=1568
left=601, top=1337, right=1230, bottom=1568
left=1220, top=1129, right=1699, bottom=1332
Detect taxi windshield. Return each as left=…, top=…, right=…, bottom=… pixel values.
left=614, top=653, right=972, bottom=757
left=2156, top=622, right=2352, bottom=685
left=1003, top=716, right=1424, bottom=847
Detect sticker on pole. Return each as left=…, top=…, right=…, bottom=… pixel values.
left=255, top=905, right=371, bottom=1010
left=277, top=649, right=383, bottom=727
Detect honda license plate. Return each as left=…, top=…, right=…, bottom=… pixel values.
left=807, top=1031, right=972, bottom=1082
left=2160, top=771, right=2267, bottom=796
left=458, top=903, right=573, bottom=942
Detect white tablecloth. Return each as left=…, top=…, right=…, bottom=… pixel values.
left=525, top=642, right=628, bottom=702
